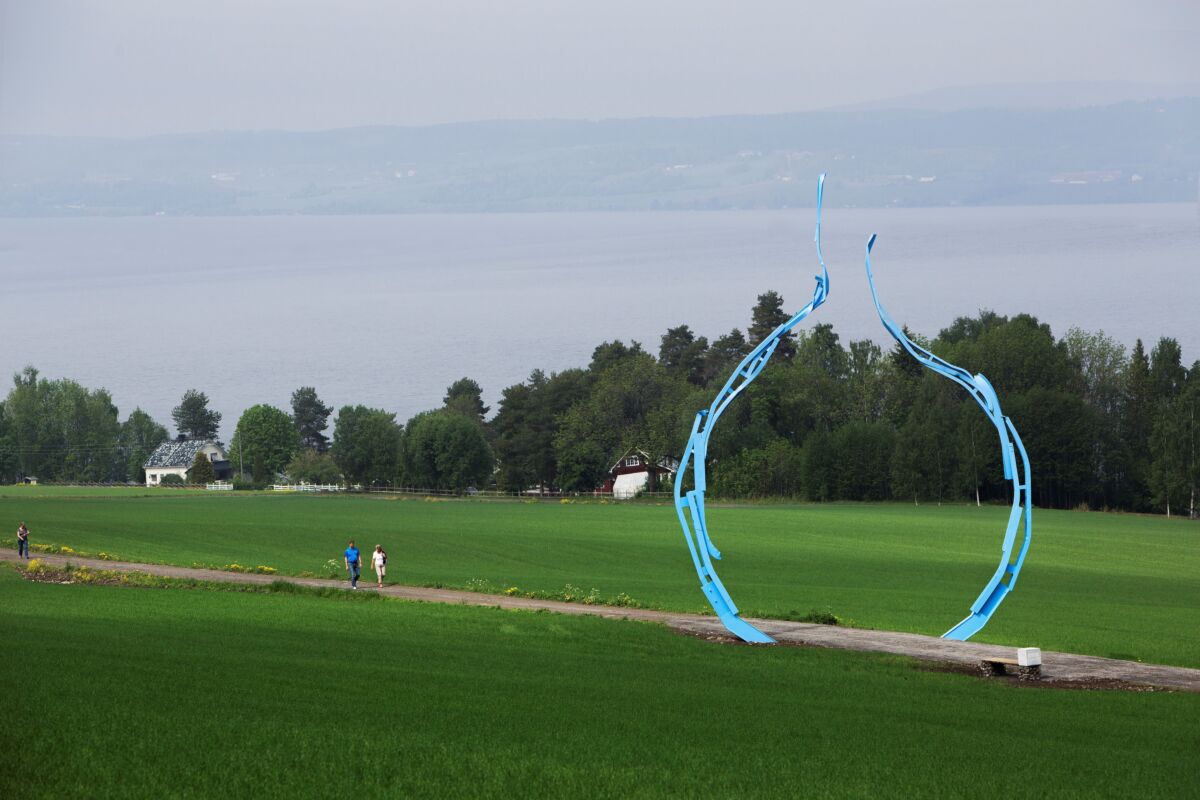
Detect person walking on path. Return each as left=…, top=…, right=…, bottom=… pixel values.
left=344, top=540, right=362, bottom=589
left=16, top=522, right=29, bottom=559
left=370, top=544, right=387, bottom=589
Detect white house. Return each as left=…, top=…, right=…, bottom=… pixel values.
left=143, top=439, right=231, bottom=486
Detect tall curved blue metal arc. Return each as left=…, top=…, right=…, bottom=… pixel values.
left=674, top=174, right=831, bottom=643
left=863, top=234, right=1033, bottom=641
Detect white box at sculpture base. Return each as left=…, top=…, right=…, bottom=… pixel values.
left=1017, top=647, right=1042, bottom=667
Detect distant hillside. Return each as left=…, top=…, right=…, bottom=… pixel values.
left=832, top=80, right=1200, bottom=112
left=2, top=99, right=1198, bottom=215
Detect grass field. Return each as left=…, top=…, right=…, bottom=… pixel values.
left=1, top=566, right=1198, bottom=799
left=1, top=486, right=1197, bottom=668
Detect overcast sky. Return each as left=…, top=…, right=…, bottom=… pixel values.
left=2, top=0, right=1198, bottom=137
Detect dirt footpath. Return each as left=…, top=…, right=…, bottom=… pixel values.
left=5, top=551, right=1198, bottom=692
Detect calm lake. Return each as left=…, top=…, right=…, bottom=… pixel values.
left=2, top=203, right=1197, bottom=437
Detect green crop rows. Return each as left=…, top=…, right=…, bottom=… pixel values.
left=2, top=567, right=1198, bottom=798
left=2, top=487, right=1196, bottom=667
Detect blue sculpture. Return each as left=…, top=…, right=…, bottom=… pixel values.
left=673, top=174, right=830, bottom=643
left=864, top=233, right=1032, bottom=640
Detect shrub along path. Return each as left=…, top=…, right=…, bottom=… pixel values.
left=6, top=550, right=1198, bottom=692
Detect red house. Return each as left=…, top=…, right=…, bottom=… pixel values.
left=597, top=449, right=679, bottom=498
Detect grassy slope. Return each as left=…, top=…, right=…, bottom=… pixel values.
left=1, top=568, right=1197, bottom=799
left=2, top=487, right=1197, bottom=667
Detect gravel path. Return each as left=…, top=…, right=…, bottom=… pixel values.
left=6, top=551, right=1198, bottom=692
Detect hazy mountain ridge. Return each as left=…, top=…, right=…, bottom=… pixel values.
left=2, top=99, right=1198, bottom=216
left=830, top=80, right=1200, bottom=111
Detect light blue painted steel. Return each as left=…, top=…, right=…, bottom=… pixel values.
left=674, top=174, right=831, bottom=643
left=863, top=233, right=1033, bottom=641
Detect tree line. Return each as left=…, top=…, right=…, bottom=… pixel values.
left=0, top=369, right=495, bottom=493
left=1, top=290, right=1196, bottom=517
left=492, top=294, right=1199, bottom=517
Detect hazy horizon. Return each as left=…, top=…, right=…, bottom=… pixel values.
left=3, top=1, right=1198, bottom=138
left=6, top=79, right=1200, bottom=142
left=3, top=202, right=1197, bottom=440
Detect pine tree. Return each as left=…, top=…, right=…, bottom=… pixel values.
left=702, top=329, right=750, bottom=385
left=172, top=390, right=221, bottom=440
left=291, top=387, right=333, bottom=451
left=443, top=378, right=490, bottom=423
left=1122, top=339, right=1153, bottom=507
left=1145, top=338, right=1188, bottom=516
left=1149, top=398, right=1188, bottom=517
left=749, top=290, right=795, bottom=360
left=658, top=325, right=709, bottom=386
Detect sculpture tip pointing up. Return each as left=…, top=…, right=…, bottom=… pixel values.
left=674, top=174, right=833, bottom=644
left=864, top=231, right=1033, bottom=641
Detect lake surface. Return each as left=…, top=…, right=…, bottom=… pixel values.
left=1, top=203, right=1197, bottom=438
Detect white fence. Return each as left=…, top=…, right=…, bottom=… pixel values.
left=271, top=483, right=344, bottom=493
left=362, top=485, right=673, bottom=501
left=25, top=480, right=671, bottom=501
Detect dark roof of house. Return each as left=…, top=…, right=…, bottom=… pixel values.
left=144, top=439, right=224, bottom=469
left=609, top=449, right=679, bottom=474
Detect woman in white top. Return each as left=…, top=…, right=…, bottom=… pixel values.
left=371, top=544, right=387, bottom=588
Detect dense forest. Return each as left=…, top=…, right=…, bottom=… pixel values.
left=1, top=289, right=1197, bottom=517
left=492, top=293, right=1199, bottom=516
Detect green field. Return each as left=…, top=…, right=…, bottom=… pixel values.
left=1, top=486, right=1198, bottom=667
left=2, top=566, right=1197, bottom=799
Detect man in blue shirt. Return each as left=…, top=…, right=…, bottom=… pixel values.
left=344, top=540, right=362, bottom=589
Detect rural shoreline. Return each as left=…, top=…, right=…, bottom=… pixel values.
left=6, top=550, right=1198, bottom=693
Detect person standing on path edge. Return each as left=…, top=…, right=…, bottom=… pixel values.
left=371, top=544, right=387, bottom=589
left=16, top=522, right=29, bottom=559
left=344, top=540, right=361, bottom=589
